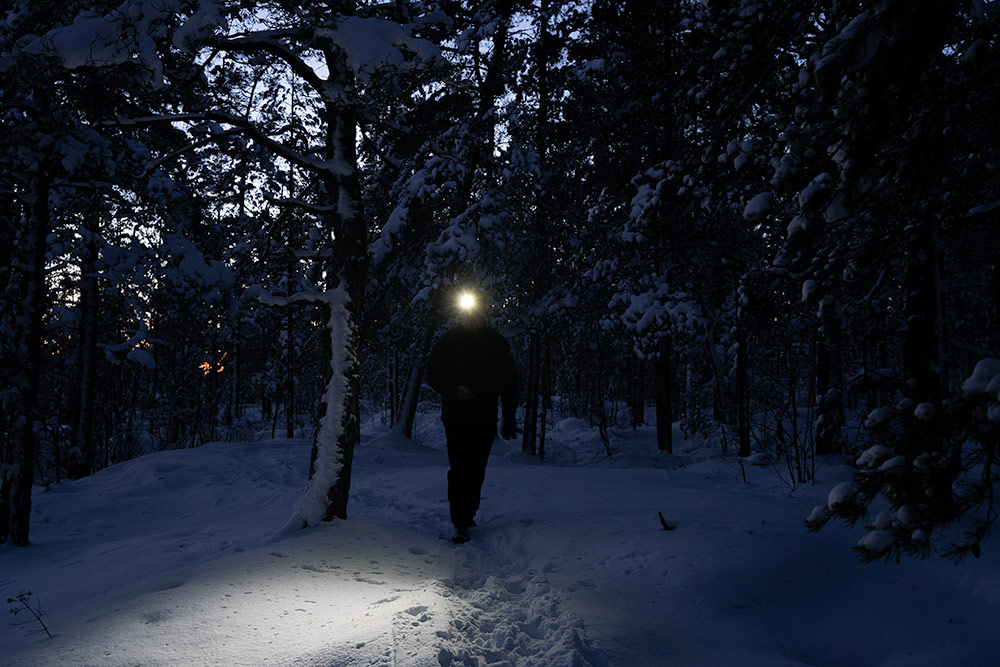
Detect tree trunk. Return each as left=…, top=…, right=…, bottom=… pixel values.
left=521, top=331, right=540, bottom=455
left=992, top=260, right=1000, bottom=357
left=394, top=324, right=437, bottom=439
left=814, top=297, right=845, bottom=457
left=290, top=65, right=368, bottom=525
left=394, top=361, right=422, bottom=439
left=70, top=215, right=100, bottom=478
left=539, top=339, right=552, bottom=460
left=655, top=336, right=673, bottom=453
left=903, top=220, right=949, bottom=508
left=736, top=311, right=751, bottom=458
left=286, top=259, right=295, bottom=439
left=7, top=169, right=50, bottom=546
left=629, top=351, right=644, bottom=429
left=903, top=222, right=944, bottom=405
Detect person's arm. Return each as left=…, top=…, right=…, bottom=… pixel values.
left=498, top=334, right=519, bottom=438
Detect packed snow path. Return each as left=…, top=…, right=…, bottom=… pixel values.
left=3, top=420, right=1000, bottom=666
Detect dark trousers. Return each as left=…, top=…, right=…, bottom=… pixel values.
left=444, top=420, right=496, bottom=528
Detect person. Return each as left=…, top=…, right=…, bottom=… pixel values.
left=426, top=291, right=518, bottom=544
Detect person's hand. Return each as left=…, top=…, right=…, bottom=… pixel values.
left=456, top=385, right=475, bottom=400
left=501, top=419, right=518, bottom=440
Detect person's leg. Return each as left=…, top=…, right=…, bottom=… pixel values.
left=465, top=424, right=496, bottom=524
left=444, top=420, right=476, bottom=528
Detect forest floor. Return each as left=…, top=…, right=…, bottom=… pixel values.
left=2, top=415, right=999, bottom=666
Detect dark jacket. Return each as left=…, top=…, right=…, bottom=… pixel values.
left=426, top=322, right=518, bottom=425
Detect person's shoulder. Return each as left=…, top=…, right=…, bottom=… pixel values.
left=431, top=327, right=458, bottom=349
left=486, top=326, right=511, bottom=346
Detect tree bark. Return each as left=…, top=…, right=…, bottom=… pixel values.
left=539, top=339, right=552, bottom=460
left=903, top=222, right=944, bottom=405
left=8, top=169, right=51, bottom=546
left=308, top=64, right=368, bottom=522
left=286, top=258, right=295, bottom=439
left=69, top=212, right=100, bottom=478
left=736, top=310, right=751, bottom=458
left=394, top=324, right=437, bottom=439
left=655, top=336, right=673, bottom=453
left=521, top=331, right=540, bottom=455
left=815, top=306, right=844, bottom=456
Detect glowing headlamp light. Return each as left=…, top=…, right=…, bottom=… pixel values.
left=457, top=292, right=477, bottom=312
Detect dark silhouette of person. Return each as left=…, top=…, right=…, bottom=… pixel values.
left=427, top=293, right=518, bottom=543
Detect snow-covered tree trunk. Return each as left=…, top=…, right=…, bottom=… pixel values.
left=287, top=64, right=368, bottom=524
left=7, top=169, right=51, bottom=546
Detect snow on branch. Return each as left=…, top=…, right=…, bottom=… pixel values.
left=259, top=291, right=337, bottom=307
left=316, top=16, right=441, bottom=82
left=21, top=0, right=227, bottom=88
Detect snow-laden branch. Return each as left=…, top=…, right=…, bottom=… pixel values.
left=259, top=291, right=337, bottom=307
left=212, top=29, right=327, bottom=97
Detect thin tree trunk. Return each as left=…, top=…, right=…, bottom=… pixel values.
left=286, top=259, right=295, bottom=439
left=736, top=310, right=751, bottom=458
left=816, top=298, right=845, bottom=456
left=521, top=331, right=540, bottom=455
left=394, top=324, right=437, bottom=439
left=8, top=169, right=50, bottom=546
left=655, top=336, right=673, bottom=453
left=903, top=220, right=949, bottom=506
left=903, top=222, right=944, bottom=405
left=72, top=218, right=99, bottom=477
left=539, top=340, right=552, bottom=460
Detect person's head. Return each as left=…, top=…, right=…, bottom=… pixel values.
left=455, top=290, right=486, bottom=328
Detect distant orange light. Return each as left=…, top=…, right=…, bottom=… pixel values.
left=198, top=361, right=212, bottom=375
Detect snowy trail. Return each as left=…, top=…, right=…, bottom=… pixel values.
left=2, top=421, right=1000, bottom=666
left=0, top=435, right=600, bottom=667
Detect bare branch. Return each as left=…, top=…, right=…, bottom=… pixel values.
left=142, top=127, right=242, bottom=176
left=108, top=112, right=335, bottom=177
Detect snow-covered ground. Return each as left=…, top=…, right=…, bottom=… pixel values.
left=2, top=415, right=999, bottom=666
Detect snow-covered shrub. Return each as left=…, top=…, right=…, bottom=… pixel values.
left=807, top=359, right=1000, bottom=562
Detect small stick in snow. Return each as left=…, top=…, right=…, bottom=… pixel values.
left=658, top=511, right=677, bottom=531
left=7, top=591, right=53, bottom=638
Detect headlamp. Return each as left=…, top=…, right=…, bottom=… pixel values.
left=457, top=292, right=477, bottom=312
